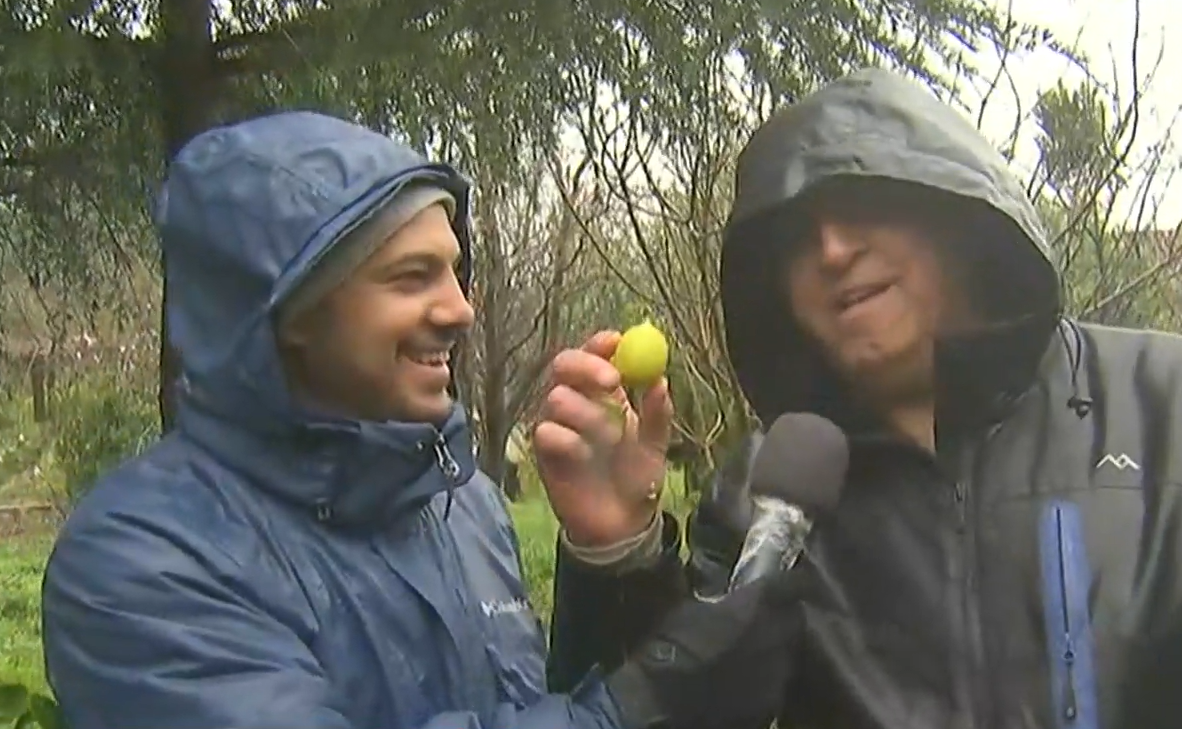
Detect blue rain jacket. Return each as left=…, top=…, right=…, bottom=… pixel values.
left=40, top=111, right=622, bottom=729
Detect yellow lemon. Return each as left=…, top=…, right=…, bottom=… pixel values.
left=611, top=320, right=669, bottom=390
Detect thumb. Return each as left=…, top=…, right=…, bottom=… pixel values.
left=583, top=330, right=622, bottom=360
left=636, top=378, right=673, bottom=452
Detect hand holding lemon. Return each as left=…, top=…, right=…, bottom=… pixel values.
left=602, top=320, right=670, bottom=426
left=534, top=323, right=674, bottom=547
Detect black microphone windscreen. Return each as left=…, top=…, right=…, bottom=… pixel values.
left=749, top=412, right=849, bottom=514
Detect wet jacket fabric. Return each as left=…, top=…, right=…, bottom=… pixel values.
left=716, top=67, right=1182, bottom=729
left=39, top=111, right=621, bottom=729
left=549, top=68, right=1182, bottom=729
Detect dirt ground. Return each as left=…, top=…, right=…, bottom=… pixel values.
left=0, top=503, right=61, bottom=539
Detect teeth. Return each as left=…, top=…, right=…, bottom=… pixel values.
left=407, top=352, right=449, bottom=366
left=841, top=285, right=886, bottom=309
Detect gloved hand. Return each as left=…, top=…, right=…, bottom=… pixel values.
left=686, top=431, right=761, bottom=597
left=603, top=567, right=810, bottom=729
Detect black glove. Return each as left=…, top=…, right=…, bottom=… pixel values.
left=686, top=432, right=760, bottom=597
left=604, top=568, right=810, bottom=729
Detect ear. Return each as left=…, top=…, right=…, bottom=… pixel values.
left=275, top=309, right=315, bottom=349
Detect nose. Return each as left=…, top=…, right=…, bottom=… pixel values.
left=813, top=219, right=865, bottom=271
left=431, top=267, right=475, bottom=332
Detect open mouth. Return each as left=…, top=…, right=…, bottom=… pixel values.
left=403, top=350, right=451, bottom=368
left=836, top=282, right=892, bottom=313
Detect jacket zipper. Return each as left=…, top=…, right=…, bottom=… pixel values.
left=953, top=444, right=981, bottom=727
left=423, top=434, right=490, bottom=707
left=952, top=481, right=967, bottom=531
left=958, top=426, right=1021, bottom=726
left=419, top=504, right=492, bottom=709
left=1039, top=501, right=1099, bottom=729
left=1056, top=510, right=1079, bottom=722
left=434, top=431, right=462, bottom=480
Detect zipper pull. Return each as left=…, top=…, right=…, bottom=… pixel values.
left=433, top=431, right=461, bottom=480
left=1062, top=634, right=1078, bottom=721
left=952, top=480, right=967, bottom=533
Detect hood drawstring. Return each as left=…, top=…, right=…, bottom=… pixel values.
left=1059, top=320, right=1093, bottom=419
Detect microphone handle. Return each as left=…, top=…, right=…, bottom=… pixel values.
left=727, top=495, right=811, bottom=591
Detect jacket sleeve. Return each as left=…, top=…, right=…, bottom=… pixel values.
left=41, top=507, right=621, bottom=729
left=546, top=511, right=689, bottom=692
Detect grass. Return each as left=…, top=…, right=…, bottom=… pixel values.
left=0, top=530, right=54, bottom=693
left=510, top=496, right=562, bottom=622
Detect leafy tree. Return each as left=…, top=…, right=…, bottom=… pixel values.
left=2, top=0, right=1032, bottom=435
left=1031, top=70, right=1181, bottom=329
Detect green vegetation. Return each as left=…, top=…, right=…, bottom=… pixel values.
left=0, top=532, right=53, bottom=693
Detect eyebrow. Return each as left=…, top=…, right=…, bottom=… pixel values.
left=371, top=248, right=460, bottom=276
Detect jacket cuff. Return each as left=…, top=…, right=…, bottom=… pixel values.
left=558, top=510, right=682, bottom=580
left=557, top=511, right=686, bottom=647
left=548, top=511, right=688, bottom=688
left=559, top=512, right=665, bottom=573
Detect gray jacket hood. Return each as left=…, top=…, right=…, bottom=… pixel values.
left=720, top=67, right=1063, bottom=431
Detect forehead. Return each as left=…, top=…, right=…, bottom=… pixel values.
left=804, top=178, right=951, bottom=224
left=365, top=204, right=461, bottom=264
left=785, top=179, right=968, bottom=260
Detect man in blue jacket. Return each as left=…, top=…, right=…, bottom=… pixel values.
left=40, top=111, right=805, bottom=729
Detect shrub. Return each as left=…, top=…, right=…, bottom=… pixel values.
left=50, top=370, right=158, bottom=505
left=0, top=681, right=61, bottom=728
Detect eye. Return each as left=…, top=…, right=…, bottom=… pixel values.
left=389, top=268, right=433, bottom=291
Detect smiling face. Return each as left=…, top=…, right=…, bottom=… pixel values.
left=782, top=181, right=975, bottom=404
left=277, top=203, right=474, bottom=423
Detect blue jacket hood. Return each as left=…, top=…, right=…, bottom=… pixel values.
left=155, top=110, right=478, bottom=526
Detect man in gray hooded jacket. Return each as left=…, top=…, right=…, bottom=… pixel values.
left=544, top=67, right=1182, bottom=729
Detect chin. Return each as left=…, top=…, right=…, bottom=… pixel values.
left=841, top=340, right=929, bottom=388
left=840, top=344, right=892, bottom=370
left=837, top=343, right=905, bottom=377
left=395, top=392, right=454, bottom=424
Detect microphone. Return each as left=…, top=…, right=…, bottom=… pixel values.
left=694, top=412, right=849, bottom=601
left=727, top=412, right=849, bottom=590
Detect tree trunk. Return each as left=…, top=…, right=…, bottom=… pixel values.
left=156, top=0, right=217, bottom=433
left=478, top=361, right=510, bottom=493
left=29, top=352, right=48, bottom=423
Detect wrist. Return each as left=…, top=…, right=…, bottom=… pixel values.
left=567, top=476, right=663, bottom=547
left=563, top=505, right=661, bottom=550
left=562, top=512, right=664, bottom=568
